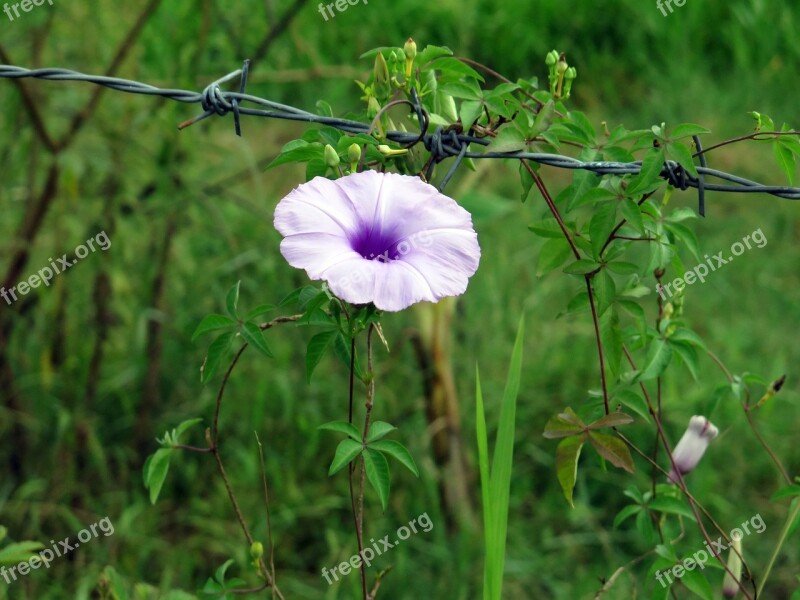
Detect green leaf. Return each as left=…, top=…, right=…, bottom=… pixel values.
left=174, top=418, right=204, bottom=442
left=628, top=147, right=665, bottom=196
left=528, top=218, right=568, bottom=238
left=363, top=448, right=391, bottom=511
left=772, top=484, right=800, bottom=501
left=648, top=496, right=694, bottom=518
left=599, top=308, right=623, bottom=377
left=592, top=269, right=617, bottom=316
left=369, top=440, right=419, bottom=477
left=670, top=340, right=699, bottom=380
left=240, top=322, right=273, bottom=358
left=201, top=331, right=236, bottom=384
left=318, top=421, right=361, bottom=440
left=634, top=339, right=672, bottom=382
left=226, top=281, right=241, bottom=318
left=266, top=140, right=324, bottom=169
left=613, top=504, right=641, bottom=529
left=366, top=421, right=397, bottom=443
left=428, top=57, right=485, bottom=82
left=333, top=333, right=364, bottom=381
left=0, top=541, right=45, bottom=565
left=563, top=259, right=599, bottom=275
left=681, top=568, right=714, bottom=600
left=614, top=389, right=651, bottom=422
left=667, top=141, right=699, bottom=178
left=416, top=44, right=453, bottom=66
left=774, top=140, right=797, bottom=185
left=192, top=314, right=236, bottom=341
left=487, top=126, right=527, bottom=154
left=543, top=406, right=586, bottom=438
left=530, top=100, right=555, bottom=138
left=587, top=431, right=635, bottom=473
left=566, top=186, right=617, bottom=212
left=606, top=261, right=639, bottom=275
left=671, top=123, right=711, bottom=140
left=555, top=435, right=584, bottom=508
left=327, top=439, right=363, bottom=476
left=245, top=304, right=276, bottom=320
left=620, top=198, right=644, bottom=233
left=144, top=448, right=172, bottom=504
left=305, top=330, right=338, bottom=381
left=537, top=237, right=573, bottom=276
left=459, top=99, right=483, bottom=132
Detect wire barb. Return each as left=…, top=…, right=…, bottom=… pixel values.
left=2, top=63, right=800, bottom=205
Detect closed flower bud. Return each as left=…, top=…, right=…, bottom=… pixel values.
left=722, top=538, right=743, bottom=598
left=667, top=415, right=719, bottom=483
left=250, top=541, right=264, bottom=561
left=324, top=144, right=340, bottom=169
left=403, top=38, right=417, bottom=60
left=377, top=144, right=408, bottom=157
left=347, top=143, right=361, bottom=164
left=374, top=52, right=391, bottom=96
left=545, top=50, right=559, bottom=66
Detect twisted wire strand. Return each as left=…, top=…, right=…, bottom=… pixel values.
left=2, top=63, right=799, bottom=204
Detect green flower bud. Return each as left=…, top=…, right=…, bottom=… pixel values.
left=545, top=50, right=559, bottom=66
left=347, top=143, right=361, bottom=164
left=374, top=52, right=391, bottom=97
left=556, top=54, right=568, bottom=75
left=404, top=38, right=417, bottom=59
left=722, top=538, right=742, bottom=598
left=250, top=541, right=264, bottom=561
left=367, top=96, right=381, bottom=119
left=377, top=144, right=408, bottom=157
left=663, top=302, right=674, bottom=320
left=324, top=144, right=340, bottom=169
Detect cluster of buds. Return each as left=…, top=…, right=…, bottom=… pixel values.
left=545, top=50, right=577, bottom=99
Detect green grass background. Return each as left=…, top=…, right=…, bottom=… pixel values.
left=0, top=0, right=798, bottom=598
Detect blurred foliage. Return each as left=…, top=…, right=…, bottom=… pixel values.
left=0, top=0, right=799, bottom=598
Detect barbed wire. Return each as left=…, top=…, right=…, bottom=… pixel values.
left=2, top=61, right=800, bottom=213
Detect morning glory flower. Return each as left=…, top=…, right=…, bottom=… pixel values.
left=273, top=171, right=480, bottom=311
left=667, top=415, right=719, bottom=483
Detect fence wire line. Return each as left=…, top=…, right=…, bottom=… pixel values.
left=2, top=63, right=800, bottom=210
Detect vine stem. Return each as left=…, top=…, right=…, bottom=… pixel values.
left=757, top=498, right=800, bottom=597
left=621, top=347, right=754, bottom=599
left=357, top=324, right=376, bottom=599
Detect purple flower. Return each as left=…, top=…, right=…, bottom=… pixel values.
left=667, top=415, right=719, bottom=483
left=273, top=171, right=481, bottom=312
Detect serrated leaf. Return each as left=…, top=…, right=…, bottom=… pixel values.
left=201, top=331, right=236, bottom=384
left=369, top=440, right=419, bottom=476
left=192, top=314, right=237, bottom=341
left=588, top=431, right=635, bottom=473
left=318, top=421, right=361, bottom=440
left=556, top=435, right=584, bottom=507
left=240, top=322, right=273, bottom=358
left=144, top=448, right=172, bottom=504
left=328, top=439, right=363, bottom=476
left=225, top=281, right=241, bottom=318
left=363, top=448, right=391, bottom=511
left=305, top=330, right=338, bottom=381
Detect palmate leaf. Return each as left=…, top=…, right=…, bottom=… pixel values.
left=369, top=440, right=419, bottom=477
left=327, top=439, right=363, bottom=476
left=587, top=432, right=635, bottom=473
